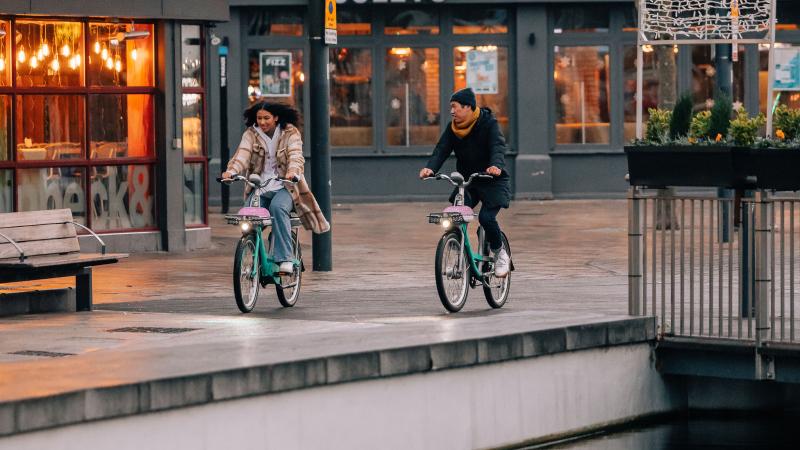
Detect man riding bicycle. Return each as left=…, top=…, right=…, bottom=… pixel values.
left=419, top=87, right=512, bottom=277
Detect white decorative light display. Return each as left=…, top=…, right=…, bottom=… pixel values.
left=634, top=0, right=778, bottom=138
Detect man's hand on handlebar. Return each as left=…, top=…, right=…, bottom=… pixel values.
left=419, top=168, right=434, bottom=179
left=486, top=166, right=501, bottom=177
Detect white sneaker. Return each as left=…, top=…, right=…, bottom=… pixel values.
left=493, top=247, right=510, bottom=278
left=278, top=261, right=294, bottom=274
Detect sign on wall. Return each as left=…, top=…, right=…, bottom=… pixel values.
left=325, top=0, right=338, bottom=45
left=466, top=49, right=498, bottom=95
left=259, top=52, right=293, bottom=97
left=774, top=47, right=800, bottom=91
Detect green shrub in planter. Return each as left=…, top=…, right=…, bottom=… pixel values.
left=645, top=108, right=672, bottom=144
left=730, top=109, right=766, bottom=147
left=669, top=93, right=694, bottom=140
left=708, top=94, right=733, bottom=140
left=690, top=111, right=712, bottom=141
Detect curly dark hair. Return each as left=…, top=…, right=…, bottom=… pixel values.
left=244, top=101, right=301, bottom=128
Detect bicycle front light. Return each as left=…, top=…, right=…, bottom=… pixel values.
left=241, top=221, right=251, bottom=233
left=441, top=218, right=452, bottom=229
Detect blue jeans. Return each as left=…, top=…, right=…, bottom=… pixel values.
left=259, top=188, right=294, bottom=263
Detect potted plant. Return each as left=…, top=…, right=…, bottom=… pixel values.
left=739, top=105, right=800, bottom=191
left=625, top=93, right=741, bottom=188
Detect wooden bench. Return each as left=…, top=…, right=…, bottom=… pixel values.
left=0, top=209, right=128, bottom=312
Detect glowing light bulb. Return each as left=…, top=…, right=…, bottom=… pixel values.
left=51, top=58, right=59, bottom=72
left=41, top=43, right=50, bottom=56
left=131, top=48, right=138, bottom=61
left=115, top=58, right=121, bottom=72
left=61, top=44, right=71, bottom=57
left=94, top=41, right=100, bottom=54
left=0, top=58, right=5, bottom=72
left=101, top=47, right=108, bottom=61
left=29, top=56, right=39, bottom=68
left=37, top=48, right=44, bottom=60
left=73, top=54, right=81, bottom=67
left=299, top=72, right=305, bottom=83
left=17, top=48, right=26, bottom=63
left=105, top=57, right=113, bottom=69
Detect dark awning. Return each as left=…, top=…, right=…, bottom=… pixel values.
left=2, top=0, right=229, bottom=22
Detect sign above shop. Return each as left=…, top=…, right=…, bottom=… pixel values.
left=259, top=52, right=293, bottom=97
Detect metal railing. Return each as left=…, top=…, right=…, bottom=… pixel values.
left=629, top=188, right=800, bottom=346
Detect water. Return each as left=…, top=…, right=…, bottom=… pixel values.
left=542, top=414, right=798, bottom=450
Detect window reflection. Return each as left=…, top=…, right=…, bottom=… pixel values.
left=17, top=167, right=86, bottom=224
left=88, top=23, right=154, bottom=87
left=692, top=46, right=745, bottom=112
left=16, top=95, right=84, bottom=160
left=624, top=45, right=678, bottom=142
left=247, top=7, right=304, bottom=36
left=385, top=8, right=439, bottom=35
left=554, top=46, right=610, bottom=144
left=0, top=95, right=9, bottom=161
left=247, top=49, right=305, bottom=129
left=453, top=8, right=508, bottom=34
left=91, top=164, right=154, bottom=230
left=0, top=170, right=11, bottom=213
left=183, top=163, right=205, bottom=225
left=182, top=94, right=203, bottom=157
left=385, top=48, right=440, bottom=147
left=338, top=8, right=371, bottom=35
left=330, top=47, right=373, bottom=147
left=90, top=94, right=155, bottom=159
left=15, top=20, right=83, bottom=87
left=552, top=5, right=610, bottom=34
left=0, top=20, right=9, bottom=86
left=181, top=25, right=202, bottom=88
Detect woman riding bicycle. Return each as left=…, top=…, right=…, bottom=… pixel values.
left=221, top=101, right=329, bottom=274
left=419, top=88, right=511, bottom=277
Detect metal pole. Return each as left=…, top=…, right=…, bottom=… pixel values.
left=755, top=190, right=774, bottom=380
left=629, top=185, right=642, bottom=315
left=219, top=38, right=230, bottom=214
left=310, top=0, right=333, bottom=271
left=766, top=0, right=778, bottom=137
left=715, top=42, right=732, bottom=242
left=636, top=0, right=644, bottom=140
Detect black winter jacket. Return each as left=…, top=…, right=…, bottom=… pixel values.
left=425, top=107, right=511, bottom=209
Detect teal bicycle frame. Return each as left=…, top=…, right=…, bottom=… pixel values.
left=246, top=217, right=301, bottom=287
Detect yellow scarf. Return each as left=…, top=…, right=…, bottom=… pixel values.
left=451, top=108, right=481, bottom=139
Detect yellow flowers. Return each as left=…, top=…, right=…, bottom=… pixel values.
left=688, top=137, right=697, bottom=144
left=715, top=133, right=723, bottom=142
left=776, top=129, right=786, bottom=140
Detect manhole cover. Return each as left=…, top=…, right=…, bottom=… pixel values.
left=107, top=327, right=199, bottom=334
left=9, top=350, right=75, bottom=358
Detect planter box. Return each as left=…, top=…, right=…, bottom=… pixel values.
left=625, top=145, right=742, bottom=188
left=735, top=147, right=800, bottom=191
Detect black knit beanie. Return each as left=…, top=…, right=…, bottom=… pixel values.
left=450, top=88, right=476, bottom=109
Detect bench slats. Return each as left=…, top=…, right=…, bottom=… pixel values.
left=0, top=223, right=77, bottom=244
left=0, top=237, right=80, bottom=260
left=0, top=252, right=127, bottom=270
left=0, top=209, right=73, bottom=228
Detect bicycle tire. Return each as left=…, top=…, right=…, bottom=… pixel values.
left=435, top=231, right=470, bottom=312
left=483, top=232, right=512, bottom=309
left=276, top=231, right=302, bottom=307
left=233, top=234, right=260, bottom=313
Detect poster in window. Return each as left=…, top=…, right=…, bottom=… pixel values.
left=466, top=49, right=498, bottom=95
left=774, top=47, right=800, bottom=91
left=259, top=52, right=293, bottom=97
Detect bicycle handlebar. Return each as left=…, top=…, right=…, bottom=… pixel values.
left=217, top=174, right=299, bottom=188
left=423, top=172, right=493, bottom=187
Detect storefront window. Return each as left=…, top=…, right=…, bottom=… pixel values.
left=0, top=20, right=10, bottom=86
left=553, top=5, right=610, bottom=34
left=0, top=95, right=9, bottom=161
left=453, top=46, right=510, bottom=141
left=338, top=8, right=371, bottom=35
left=760, top=43, right=800, bottom=114
left=0, top=170, right=11, bottom=213
left=247, top=7, right=305, bottom=37
left=330, top=47, right=373, bottom=147
left=17, top=166, right=86, bottom=224
left=692, top=46, right=746, bottom=113
left=183, top=163, right=204, bottom=226
left=385, top=8, right=439, bottom=35
left=554, top=46, right=610, bottom=145
left=623, top=46, right=679, bottom=142
left=91, top=164, right=154, bottom=231
left=385, top=48, right=440, bottom=146
left=181, top=24, right=206, bottom=226
left=247, top=49, right=305, bottom=125
left=15, top=20, right=84, bottom=87
left=16, top=95, right=84, bottom=160
left=453, top=8, right=508, bottom=34
left=89, top=94, right=155, bottom=159
left=88, top=23, right=154, bottom=87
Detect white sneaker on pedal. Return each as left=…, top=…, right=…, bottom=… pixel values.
left=278, top=261, right=294, bottom=274
left=493, top=247, right=510, bottom=278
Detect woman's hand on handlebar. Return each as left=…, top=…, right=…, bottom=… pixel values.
left=221, top=171, right=234, bottom=180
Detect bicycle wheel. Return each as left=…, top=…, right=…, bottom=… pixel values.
left=435, top=231, right=470, bottom=312
left=233, top=234, right=260, bottom=313
left=483, top=232, right=511, bottom=309
left=276, top=231, right=302, bottom=307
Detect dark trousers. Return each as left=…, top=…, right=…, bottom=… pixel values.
left=465, top=194, right=503, bottom=251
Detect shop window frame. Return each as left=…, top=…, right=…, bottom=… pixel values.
left=0, top=16, right=159, bottom=233
left=180, top=23, right=208, bottom=228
